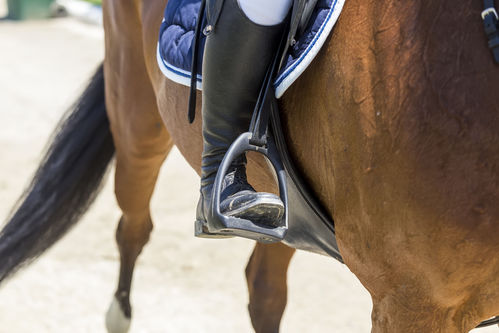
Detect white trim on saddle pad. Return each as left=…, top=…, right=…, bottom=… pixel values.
left=274, top=0, right=345, bottom=98
left=156, top=42, right=203, bottom=90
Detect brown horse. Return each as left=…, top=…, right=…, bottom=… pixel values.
left=103, top=0, right=499, bottom=331
left=1, top=0, right=498, bottom=332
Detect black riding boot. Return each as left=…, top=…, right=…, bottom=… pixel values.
left=195, top=0, right=286, bottom=237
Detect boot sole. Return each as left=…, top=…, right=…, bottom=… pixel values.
left=223, top=196, right=284, bottom=227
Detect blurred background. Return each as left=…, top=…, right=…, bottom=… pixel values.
left=0, top=0, right=494, bottom=332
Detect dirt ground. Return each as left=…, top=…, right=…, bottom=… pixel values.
left=0, top=2, right=495, bottom=332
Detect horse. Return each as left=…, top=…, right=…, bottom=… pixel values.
left=1, top=0, right=498, bottom=332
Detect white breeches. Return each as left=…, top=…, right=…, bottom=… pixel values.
left=238, top=0, right=293, bottom=25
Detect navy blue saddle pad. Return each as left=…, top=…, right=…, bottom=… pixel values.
left=157, top=0, right=345, bottom=97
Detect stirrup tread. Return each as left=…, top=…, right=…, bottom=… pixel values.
left=207, top=132, right=288, bottom=243
left=194, top=219, right=234, bottom=239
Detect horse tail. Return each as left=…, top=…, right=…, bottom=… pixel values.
left=0, top=63, right=115, bottom=283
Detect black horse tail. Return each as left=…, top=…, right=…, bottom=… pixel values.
left=0, top=64, right=115, bottom=283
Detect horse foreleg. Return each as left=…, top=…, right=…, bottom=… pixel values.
left=105, top=101, right=173, bottom=332
left=245, top=242, right=295, bottom=333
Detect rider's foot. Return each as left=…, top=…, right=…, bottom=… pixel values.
left=219, top=165, right=284, bottom=227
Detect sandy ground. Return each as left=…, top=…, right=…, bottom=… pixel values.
left=0, top=2, right=496, bottom=332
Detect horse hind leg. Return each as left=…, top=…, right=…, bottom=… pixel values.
left=245, top=242, right=296, bottom=333
left=105, top=98, right=173, bottom=332
left=105, top=111, right=173, bottom=333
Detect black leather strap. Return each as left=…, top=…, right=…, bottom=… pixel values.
left=187, top=0, right=206, bottom=123
left=482, top=0, right=499, bottom=63
left=249, top=29, right=288, bottom=147
left=249, top=1, right=317, bottom=144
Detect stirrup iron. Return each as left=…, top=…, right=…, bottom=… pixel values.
left=203, top=131, right=288, bottom=243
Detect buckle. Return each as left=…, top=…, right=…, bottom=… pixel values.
left=482, top=7, right=498, bottom=20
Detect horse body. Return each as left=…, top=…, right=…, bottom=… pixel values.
left=103, top=0, right=499, bottom=330
left=320, top=1, right=499, bottom=330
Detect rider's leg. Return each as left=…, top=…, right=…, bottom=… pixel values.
left=196, top=0, right=292, bottom=231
